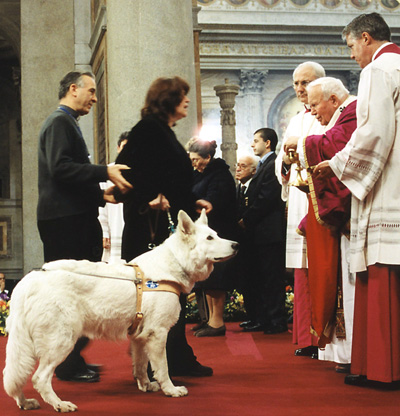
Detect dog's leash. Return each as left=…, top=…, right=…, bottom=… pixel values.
left=125, top=264, right=181, bottom=335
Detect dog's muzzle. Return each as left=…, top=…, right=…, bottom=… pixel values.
left=214, top=242, right=239, bottom=261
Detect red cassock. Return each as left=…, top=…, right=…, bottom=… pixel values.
left=299, top=100, right=357, bottom=347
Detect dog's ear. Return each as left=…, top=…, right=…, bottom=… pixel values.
left=177, top=210, right=196, bottom=235
left=198, top=208, right=208, bottom=225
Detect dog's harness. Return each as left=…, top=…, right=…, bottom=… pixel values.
left=41, top=262, right=182, bottom=336
left=125, top=264, right=182, bottom=335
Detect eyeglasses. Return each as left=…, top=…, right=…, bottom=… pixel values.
left=293, top=80, right=311, bottom=88
left=235, top=163, right=250, bottom=169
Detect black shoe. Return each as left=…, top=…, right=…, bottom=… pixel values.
left=242, top=323, right=264, bottom=332
left=294, top=346, right=318, bottom=357
left=344, top=374, right=368, bottom=386
left=57, top=368, right=100, bottom=383
left=264, top=324, right=288, bottom=334
left=170, top=361, right=213, bottom=377
left=335, top=364, right=351, bottom=374
left=195, top=324, right=226, bottom=337
left=239, top=320, right=254, bottom=328
left=86, top=363, right=103, bottom=374
left=191, top=321, right=208, bottom=331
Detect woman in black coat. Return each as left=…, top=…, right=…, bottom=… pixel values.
left=115, top=77, right=211, bottom=377
left=187, top=137, right=238, bottom=337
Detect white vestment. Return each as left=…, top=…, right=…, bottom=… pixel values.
left=99, top=167, right=125, bottom=264
left=275, top=110, right=324, bottom=268
left=318, top=235, right=355, bottom=364
left=330, top=44, right=400, bottom=273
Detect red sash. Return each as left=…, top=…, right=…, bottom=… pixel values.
left=374, top=43, right=400, bottom=60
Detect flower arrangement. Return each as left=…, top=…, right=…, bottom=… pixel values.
left=0, top=294, right=10, bottom=336
left=186, top=290, right=247, bottom=322
left=285, top=285, right=294, bottom=318
left=223, top=290, right=247, bottom=321
left=186, top=286, right=294, bottom=324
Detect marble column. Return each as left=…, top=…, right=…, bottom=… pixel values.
left=106, top=0, right=197, bottom=159
left=20, top=0, right=75, bottom=274
left=238, top=69, right=268, bottom=134
left=214, top=79, right=240, bottom=177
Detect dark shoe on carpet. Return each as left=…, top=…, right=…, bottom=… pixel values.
left=335, top=363, right=351, bottom=374
left=86, top=363, right=103, bottom=374
left=57, top=368, right=100, bottom=383
left=294, top=346, right=318, bottom=357
left=242, top=323, right=264, bottom=332
left=195, top=324, right=226, bottom=337
left=311, top=352, right=318, bottom=359
left=170, top=362, right=213, bottom=377
left=191, top=321, right=208, bottom=331
left=264, top=324, right=287, bottom=335
left=344, top=374, right=367, bottom=386
left=239, top=320, right=254, bottom=328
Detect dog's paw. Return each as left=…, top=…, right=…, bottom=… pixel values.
left=164, top=385, right=188, bottom=397
left=53, top=401, right=78, bottom=413
left=147, top=381, right=161, bottom=392
left=20, top=398, right=41, bottom=410
left=137, top=380, right=160, bottom=393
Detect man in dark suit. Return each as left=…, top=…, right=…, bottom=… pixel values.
left=238, top=128, right=287, bottom=334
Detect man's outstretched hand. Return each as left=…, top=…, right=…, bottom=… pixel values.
left=107, top=164, right=133, bottom=193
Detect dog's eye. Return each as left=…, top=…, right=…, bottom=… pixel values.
left=207, top=235, right=214, bottom=240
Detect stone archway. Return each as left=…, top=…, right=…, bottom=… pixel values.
left=267, top=86, right=304, bottom=151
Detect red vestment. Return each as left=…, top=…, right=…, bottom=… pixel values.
left=301, top=100, right=357, bottom=346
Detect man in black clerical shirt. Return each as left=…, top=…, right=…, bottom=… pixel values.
left=37, top=71, right=131, bottom=383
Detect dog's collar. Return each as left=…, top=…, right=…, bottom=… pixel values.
left=125, top=264, right=182, bottom=335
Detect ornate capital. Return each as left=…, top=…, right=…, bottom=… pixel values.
left=214, top=79, right=240, bottom=110
left=239, top=69, right=269, bottom=93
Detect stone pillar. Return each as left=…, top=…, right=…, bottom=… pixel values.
left=21, top=0, right=75, bottom=273
left=347, top=70, right=360, bottom=96
left=238, top=69, right=268, bottom=134
left=106, top=0, right=197, bottom=158
left=192, top=0, right=203, bottom=131
left=214, top=79, right=240, bottom=177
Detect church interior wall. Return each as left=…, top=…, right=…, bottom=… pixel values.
left=1, top=0, right=399, bottom=279
left=196, top=0, right=399, bottom=156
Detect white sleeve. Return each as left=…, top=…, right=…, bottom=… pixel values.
left=330, top=66, right=396, bottom=201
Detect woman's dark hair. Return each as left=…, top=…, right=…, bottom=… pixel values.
left=141, top=76, right=190, bottom=124
left=186, top=137, right=217, bottom=159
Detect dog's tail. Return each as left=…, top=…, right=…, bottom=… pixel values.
left=3, top=277, right=37, bottom=404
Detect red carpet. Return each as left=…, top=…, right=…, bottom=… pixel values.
left=1, top=323, right=399, bottom=415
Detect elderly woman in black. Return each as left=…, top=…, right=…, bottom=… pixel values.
left=187, top=137, right=238, bottom=337
left=116, top=76, right=211, bottom=377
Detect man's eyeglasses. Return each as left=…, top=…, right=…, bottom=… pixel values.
left=235, top=163, right=250, bottom=169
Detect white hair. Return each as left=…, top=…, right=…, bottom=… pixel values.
left=238, top=154, right=258, bottom=169
left=293, top=61, right=326, bottom=79
left=307, top=77, right=349, bottom=102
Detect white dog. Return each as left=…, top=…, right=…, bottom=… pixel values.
left=3, top=210, right=238, bottom=412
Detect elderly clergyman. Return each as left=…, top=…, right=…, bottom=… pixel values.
left=284, top=76, right=357, bottom=373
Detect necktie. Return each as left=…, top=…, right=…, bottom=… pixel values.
left=257, top=160, right=263, bottom=171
